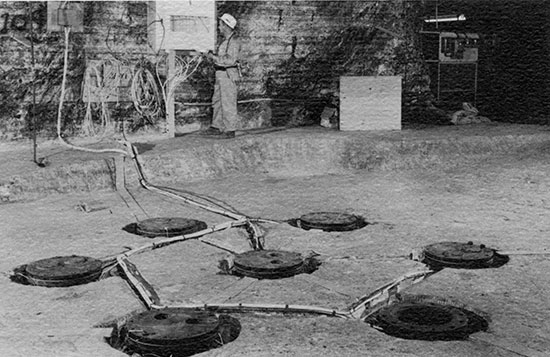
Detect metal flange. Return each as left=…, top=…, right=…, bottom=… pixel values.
left=122, top=308, right=221, bottom=357
left=296, top=212, right=367, bottom=232
left=421, top=241, right=508, bottom=269
left=135, top=217, right=207, bottom=238
left=367, top=299, right=488, bottom=340
left=22, top=255, right=103, bottom=287
left=232, top=250, right=307, bottom=279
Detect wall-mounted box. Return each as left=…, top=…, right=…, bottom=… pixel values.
left=439, top=32, right=479, bottom=62
left=340, top=76, right=402, bottom=131
left=421, top=32, right=479, bottom=63
left=47, top=1, right=83, bottom=32
left=147, top=1, right=215, bottom=52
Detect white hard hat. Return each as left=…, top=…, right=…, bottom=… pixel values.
left=220, top=13, right=237, bottom=29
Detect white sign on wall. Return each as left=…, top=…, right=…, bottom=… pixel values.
left=147, top=1, right=216, bottom=52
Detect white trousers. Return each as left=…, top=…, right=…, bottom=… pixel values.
left=212, top=71, right=238, bottom=131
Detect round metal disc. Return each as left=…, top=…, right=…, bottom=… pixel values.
left=24, top=255, right=103, bottom=287
left=135, top=217, right=207, bottom=238
left=378, top=302, right=469, bottom=333
left=423, top=242, right=495, bottom=268
left=124, top=308, right=220, bottom=355
left=233, top=250, right=304, bottom=279
left=373, top=302, right=475, bottom=340
left=298, top=212, right=366, bottom=231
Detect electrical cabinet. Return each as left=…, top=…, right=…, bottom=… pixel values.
left=147, top=1, right=216, bottom=52
left=421, top=31, right=479, bottom=108
left=47, top=1, right=83, bottom=32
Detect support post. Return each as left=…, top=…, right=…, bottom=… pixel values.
left=166, top=49, right=176, bottom=137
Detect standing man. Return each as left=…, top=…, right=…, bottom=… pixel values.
left=201, top=13, right=241, bottom=139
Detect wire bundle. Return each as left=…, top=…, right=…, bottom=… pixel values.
left=131, top=62, right=162, bottom=123
left=160, top=53, right=203, bottom=105
left=82, top=58, right=128, bottom=136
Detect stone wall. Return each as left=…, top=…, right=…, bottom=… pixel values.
left=218, top=0, right=432, bottom=127
left=0, top=0, right=432, bottom=142
left=0, top=1, right=153, bottom=141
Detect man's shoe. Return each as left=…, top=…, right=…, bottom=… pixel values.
left=218, top=131, right=235, bottom=139
left=199, top=127, right=222, bottom=136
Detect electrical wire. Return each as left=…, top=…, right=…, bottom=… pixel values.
left=27, top=2, right=41, bottom=167
left=131, top=62, right=162, bottom=122
left=56, top=26, right=127, bottom=156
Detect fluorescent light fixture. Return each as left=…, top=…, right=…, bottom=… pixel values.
left=424, top=14, right=466, bottom=23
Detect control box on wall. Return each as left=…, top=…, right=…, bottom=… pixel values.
left=421, top=32, right=479, bottom=63
left=439, top=32, right=479, bottom=62
left=147, top=1, right=215, bottom=52
left=47, top=1, right=83, bottom=32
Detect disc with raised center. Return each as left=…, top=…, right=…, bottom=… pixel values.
left=123, top=308, right=220, bottom=356
left=422, top=241, right=496, bottom=268
left=371, top=301, right=485, bottom=340
left=233, top=250, right=305, bottom=279
left=297, top=212, right=366, bottom=231
left=24, top=255, right=103, bottom=287
left=135, top=217, right=207, bottom=238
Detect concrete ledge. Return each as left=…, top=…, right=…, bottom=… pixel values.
left=1, top=124, right=550, bottom=202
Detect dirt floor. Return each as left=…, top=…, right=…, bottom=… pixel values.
left=2, top=126, right=550, bottom=356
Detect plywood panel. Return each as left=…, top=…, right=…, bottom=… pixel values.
left=340, top=76, right=402, bottom=131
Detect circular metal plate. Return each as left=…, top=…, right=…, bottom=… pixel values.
left=124, top=308, right=220, bottom=356
left=378, top=302, right=469, bottom=333
left=135, top=217, right=207, bottom=238
left=423, top=242, right=495, bottom=268
left=24, top=255, right=103, bottom=287
left=372, top=301, right=482, bottom=340
left=298, top=212, right=366, bottom=231
left=233, top=250, right=304, bottom=279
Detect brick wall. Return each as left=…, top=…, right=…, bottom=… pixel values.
left=218, top=0, right=432, bottom=126
left=0, top=0, right=432, bottom=142
left=0, top=1, right=153, bottom=141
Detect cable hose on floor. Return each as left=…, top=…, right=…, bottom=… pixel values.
left=55, top=27, right=276, bottom=234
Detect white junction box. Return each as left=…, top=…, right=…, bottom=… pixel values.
left=148, top=0, right=216, bottom=52
left=340, top=76, right=402, bottom=131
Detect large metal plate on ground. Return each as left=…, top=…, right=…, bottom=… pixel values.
left=24, top=255, right=103, bottom=287
left=297, top=212, right=367, bottom=232
left=233, top=250, right=305, bottom=279
left=422, top=242, right=497, bottom=269
left=123, top=308, right=220, bottom=356
left=369, top=300, right=488, bottom=340
left=135, top=217, right=207, bottom=238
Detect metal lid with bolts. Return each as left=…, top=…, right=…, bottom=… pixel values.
left=421, top=241, right=507, bottom=269
left=233, top=250, right=305, bottom=279
left=123, top=308, right=221, bottom=356
left=368, top=300, right=488, bottom=340
left=24, top=255, right=103, bottom=287
left=296, top=212, right=367, bottom=232
left=135, top=217, right=207, bottom=238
